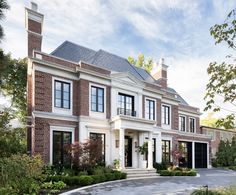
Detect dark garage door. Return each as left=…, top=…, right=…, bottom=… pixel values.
left=195, top=143, right=207, bottom=168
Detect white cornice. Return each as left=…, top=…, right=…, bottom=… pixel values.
left=33, top=111, right=78, bottom=122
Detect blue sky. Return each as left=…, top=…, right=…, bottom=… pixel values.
left=1, top=0, right=236, bottom=118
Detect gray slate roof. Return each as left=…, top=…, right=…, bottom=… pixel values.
left=51, top=40, right=188, bottom=105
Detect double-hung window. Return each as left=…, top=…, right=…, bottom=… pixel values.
left=189, top=117, right=195, bottom=133
left=179, top=116, right=186, bottom=131
left=162, top=105, right=170, bottom=125
left=145, top=99, right=155, bottom=120
left=91, top=86, right=104, bottom=112
left=54, top=80, right=70, bottom=109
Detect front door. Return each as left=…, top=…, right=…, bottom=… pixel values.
left=195, top=143, right=207, bottom=168
left=125, top=136, right=132, bottom=167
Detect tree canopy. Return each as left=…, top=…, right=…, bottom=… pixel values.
left=204, top=8, right=236, bottom=129
left=127, top=53, right=154, bottom=73
left=0, top=0, right=9, bottom=41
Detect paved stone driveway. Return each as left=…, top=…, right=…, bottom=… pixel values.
left=63, top=168, right=236, bottom=195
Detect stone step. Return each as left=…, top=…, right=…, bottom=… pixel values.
left=127, top=173, right=159, bottom=179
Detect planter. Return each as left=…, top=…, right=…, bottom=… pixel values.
left=141, top=160, right=147, bottom=169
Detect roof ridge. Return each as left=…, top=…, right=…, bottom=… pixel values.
left=66, top=40, right=97, bottom=53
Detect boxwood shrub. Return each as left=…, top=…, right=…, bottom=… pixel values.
left=159, top=170, right=197, bottom=176
left=78, top=176, right=94, bottom=186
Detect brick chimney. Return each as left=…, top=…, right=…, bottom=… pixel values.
left=25, top=2, right=44, bottom=57
left=151, top=58, right=168, bottom=88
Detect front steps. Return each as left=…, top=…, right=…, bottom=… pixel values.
left=123, top=168, right=159, bottom=179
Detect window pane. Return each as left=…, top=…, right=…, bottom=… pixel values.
left=55, top=99, right=61, bottom=107
left=63, top=83, right=70, bottom=92
left=98, top=104, right=103, bottom=112
left=63, top=100, right=69, bottom=108
left=98, top=88, right=104, bottom=97
left=98, top=96, right=103, bottom=104
left=55, top=82, right=62, bottom=90
left=91, top=87, right=96, bottom=95
left=91, top=103, right=96, bottom=111
left=56, top=90, right=61, bottom=99
left=63, top=92, right=69, bottom=100
left=91, top=95, right=97, bottom=104
left=53, top=132, right=62, bottom=165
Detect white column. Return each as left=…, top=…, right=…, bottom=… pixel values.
left=148, top=132, right=153, bottom=169
left=138, top=132, right=144, bottom=168
left=156, top=132, right=162, bottom=163
left=192, top=141, right=195, bottom=169
left=119, top=128, right=125, bottom=170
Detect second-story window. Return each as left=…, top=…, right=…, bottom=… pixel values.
left=145, top=99, right=155, bottom=120
left=118, top=93, right=135, bottom=116
left=162, top=105, right=170, bottom=125
left=179, top=116, right=186, bottom=131
left=189, top=117, right=195, bottom=133
left=54, top=80, right=70, bottom=109
left=91, top=86, right=104, bottom=112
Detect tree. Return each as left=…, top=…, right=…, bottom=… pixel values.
left=0, top=53, right=27, bottom=121
left=200, top=112, right=218, bottom=128
left=204, top=8, right=236, bottom=129
left=0, top=0, right=9, bottom=41
left=127, top=53, right=154, bottom=73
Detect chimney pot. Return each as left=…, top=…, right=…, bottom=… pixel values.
left=31, top=2, right=38, bottom=12
left=159, top=58, right=164, bottom=65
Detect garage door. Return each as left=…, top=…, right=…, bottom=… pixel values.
left=195, top=143, right=207, bottom=168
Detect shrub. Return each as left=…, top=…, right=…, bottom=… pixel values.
left=93, top=167, right=105, bottom=175
left=113, top=171, right=122, bottom=180
left=105, top=173, right=115, bottom=181
left=228, top=166, right=236, bottom=171
left=159, top=170, right=171, bottom=176
left=79, top=171, right=88, bottom=176
left=187, top=171, right=197, bottom=176
left=41, top=181, right=67, bottom=194
left=120, top=172, right=127, bottom=179
left=0, top=154, right=43, bottom=194
left=174, top=171, right=182, bottom=176
left=153, top=162, right=168, bottom=171
left=78, top=176, right=94, bottom=186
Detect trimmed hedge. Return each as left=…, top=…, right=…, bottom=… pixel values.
left=48, top=171, right=127, bottom=187
left=159, top=170, right=197, bottom=176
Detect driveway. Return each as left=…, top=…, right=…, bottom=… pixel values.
left=62, top=168, right=236, bottom=195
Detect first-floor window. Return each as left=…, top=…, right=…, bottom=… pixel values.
left=179, top=116, right=186, bottom=131
left=53, top=131, right=72, bottom=165
left=145, top=99, right=155, bottom=120
left=162, top=105, right=170, bottom=125
left=189, top=118, right=195, bottom=133
left=162, top=140, right=170, bottom=163
left=90, top=133, right=105, bottom=163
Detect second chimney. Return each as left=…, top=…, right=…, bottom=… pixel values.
left=151, top=58, right=168, bottom=88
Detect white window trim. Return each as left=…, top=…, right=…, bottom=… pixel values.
left=145, top=97, right=156, bottom=121
left=189, top=117, right=196, bottom=133
left=52, top=77, right=73, bottom=116
left=89, top=83, right=106, bottom=119
left=179, top=115, right=186, bottom=132
left=161, top=104, right=171, bottom=129
left=50, top=125, right=75, bottom=164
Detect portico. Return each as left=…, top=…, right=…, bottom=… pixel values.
left=111, top=115, right=161, bottom=170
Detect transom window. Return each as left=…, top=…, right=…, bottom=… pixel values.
left=54, top=80, right=70, bottom=109
left=91, top=86, right=104, bottom=112
left=145, top=99, right=155, bottom=120
left=162, top=105, right=170, bottom=125
left=179, top=116, right=186, bottom=131
left=189, top=117, right=195, bottom=133
left=162, top=140, right=170, bottom=163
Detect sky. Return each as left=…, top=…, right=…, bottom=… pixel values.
left=1, top=0, right=236, bottom=119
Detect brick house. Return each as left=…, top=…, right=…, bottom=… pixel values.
left=200, top=126, right=236, bottom=158
left=25, top=3, right=212, bottom=170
